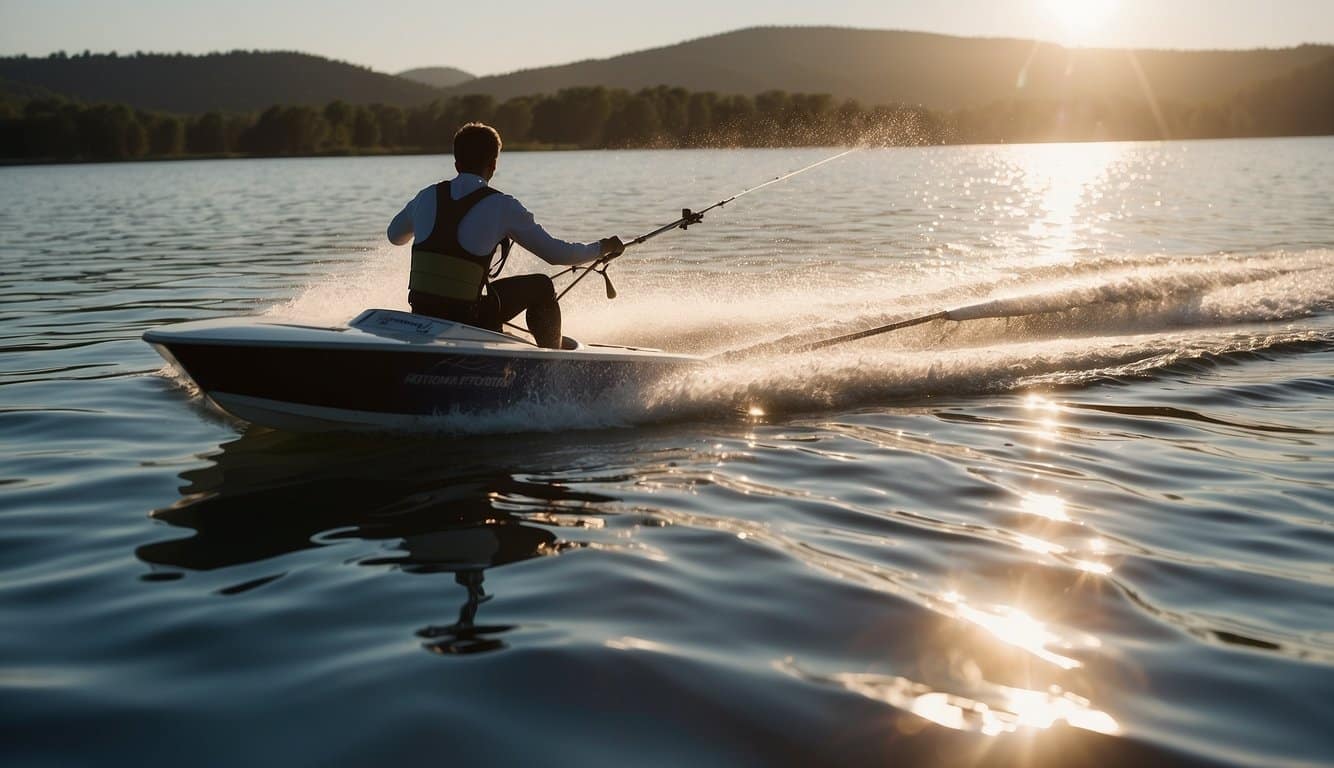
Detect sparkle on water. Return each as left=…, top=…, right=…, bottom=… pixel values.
left=1, top=138, right=1332, bottom=767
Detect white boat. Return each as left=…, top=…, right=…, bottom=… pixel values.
left=144, top=308, right=702, bottom=432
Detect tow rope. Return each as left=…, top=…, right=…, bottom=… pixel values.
left=552, top=148, right=862, bottom=302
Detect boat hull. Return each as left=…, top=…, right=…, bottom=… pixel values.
left=146, top=309, right=700, bottom=431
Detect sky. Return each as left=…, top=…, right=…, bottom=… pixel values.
left=2, top=0, right=1332, bottom=77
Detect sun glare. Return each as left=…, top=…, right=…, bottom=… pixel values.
left=1045, top=0, right=1117, bottom=43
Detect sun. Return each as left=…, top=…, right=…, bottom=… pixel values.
left=1044, top=0, right=1117, bottom=43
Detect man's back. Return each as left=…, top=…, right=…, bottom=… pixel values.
left=388, top=174, right=600, bottom=267
left=385, top=121, right=621, bottom=348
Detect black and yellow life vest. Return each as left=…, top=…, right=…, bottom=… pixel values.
left=409, top=183, right=511, bottom=302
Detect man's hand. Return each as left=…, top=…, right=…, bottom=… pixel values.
left=599, top=236, right=626, bottom=259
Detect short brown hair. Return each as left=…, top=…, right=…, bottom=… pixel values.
left=454, top=122, right=502, bottom=172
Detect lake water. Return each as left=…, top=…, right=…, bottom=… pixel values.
left=1, top=139, right=1332, bottom=767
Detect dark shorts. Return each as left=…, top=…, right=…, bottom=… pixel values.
left=409, top=273, right=556, bottom=333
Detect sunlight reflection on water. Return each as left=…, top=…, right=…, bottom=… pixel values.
left=779, top=659, right=1120, bottom=737
left=1, top=141, right=1332, bottom=767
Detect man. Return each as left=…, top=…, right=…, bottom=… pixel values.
left=387, top=122, right=623, bottom=349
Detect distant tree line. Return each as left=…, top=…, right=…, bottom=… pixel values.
left=1, top=55, right=1331, bottom=163
left=0, top=88, right=947, bottom=161
left=953, top=55, right=1334, bottom=144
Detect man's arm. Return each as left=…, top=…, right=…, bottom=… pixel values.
left=504, top=198, right=605, bottom=266
left=387, top=200, right=414, bottom=245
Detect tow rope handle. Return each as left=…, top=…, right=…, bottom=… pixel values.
left=554, top=203, right=717, bottom=301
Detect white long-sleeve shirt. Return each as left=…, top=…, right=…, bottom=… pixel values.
left=386, top=173, right=601, bottom=266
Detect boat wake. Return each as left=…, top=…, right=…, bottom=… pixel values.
left=259, top=246, right=1334, bottom=434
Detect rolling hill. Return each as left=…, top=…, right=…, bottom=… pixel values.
left=0, top=76, right=66, bottom=104
left=397, top=66, right=475, bottom=89
left=0, top=51, right=441, bottom=113
left=442, top=27, right=1334, bottom=110
left=2, top=28, right=1331, bottom=117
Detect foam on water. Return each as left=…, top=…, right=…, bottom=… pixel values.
left=260, top=244, right=1334, bottom=434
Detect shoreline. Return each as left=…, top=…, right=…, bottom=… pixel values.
left=0, top=142, right=580, bottom=167
left=3, top=132, right=1332, bottom=168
